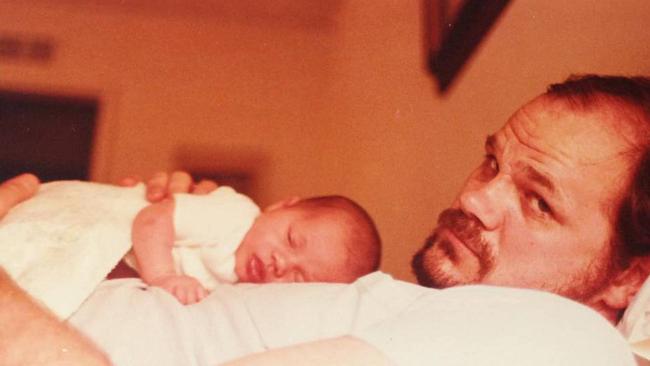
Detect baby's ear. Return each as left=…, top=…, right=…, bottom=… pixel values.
left=264, top=196, right=301, bottom=212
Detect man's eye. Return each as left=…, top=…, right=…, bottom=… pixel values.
left=537, top=199, right=551, bottom=213
left=478, top=154, right=499, bottom=180
left=527, top=193, right=552, bottom=216
left=488, top=155, right=499, bottom=172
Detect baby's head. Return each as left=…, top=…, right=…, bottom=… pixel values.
left=234, top=195, right=381, bottom=284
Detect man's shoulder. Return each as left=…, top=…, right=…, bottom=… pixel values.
left=355, top=284, right=635, bottom=366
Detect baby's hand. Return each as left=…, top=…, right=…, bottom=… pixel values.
left=150, top=274, right=208, bottom=305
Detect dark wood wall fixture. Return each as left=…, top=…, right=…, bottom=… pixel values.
left=424, top=0, right=512, bottom=93
left=0, top=91, right=98, bottom=182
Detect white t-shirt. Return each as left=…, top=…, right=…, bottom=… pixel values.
left=355, top=284, right=634, bottom=366
left=69, top=272, right=635, bottom=366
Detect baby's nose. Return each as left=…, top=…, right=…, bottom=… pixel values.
left=272, top=252, right=287, bottom=277
left=272, top=251, right=301, bottom=281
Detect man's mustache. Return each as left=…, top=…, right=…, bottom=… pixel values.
left=418, top=209, right=484, bottom=251
left=437, top=209, right=484, bottom=252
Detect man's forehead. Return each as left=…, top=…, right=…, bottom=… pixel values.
left=487, top=96, right=635, bottom=215
left=491, top=96, right=633, bottom=165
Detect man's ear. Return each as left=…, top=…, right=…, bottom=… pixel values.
left=264, top=196, right=301, bottom=212
left=598, top=256, right=650, bottom=312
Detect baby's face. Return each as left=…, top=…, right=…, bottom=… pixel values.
left=234, top=205, right=356, bottom=284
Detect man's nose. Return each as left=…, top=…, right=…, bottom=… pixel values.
left=458, top=175, right=513, bottom=231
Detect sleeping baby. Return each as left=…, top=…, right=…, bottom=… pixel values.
left=0, top=180, right=381, bottom=316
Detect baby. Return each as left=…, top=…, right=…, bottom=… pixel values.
left=1, top=180, right=381, bottom=307
left=126, top=181, right=382, bottom=304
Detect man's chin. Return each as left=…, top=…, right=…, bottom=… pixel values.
left=411, top=240, right=479, bottom=289
left=412, top=244, right=457, bottom=288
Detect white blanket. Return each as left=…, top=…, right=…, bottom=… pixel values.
left=0, top=181, right=147, bottom=319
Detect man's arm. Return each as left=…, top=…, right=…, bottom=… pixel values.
left=220, top=337, right=394, bottom=366
left=0, top=173, right=110, bottom=365
left=0, top=268, right=111, bottom=366
left=0, top=173, right=39, bottom=218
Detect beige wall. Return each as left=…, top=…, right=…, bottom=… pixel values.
left=2, top=0, right=650, bottom=281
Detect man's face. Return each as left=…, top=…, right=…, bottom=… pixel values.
left=413, top=96, right=635, bottom=303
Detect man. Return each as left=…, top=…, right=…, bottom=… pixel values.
left=412, top=75, right=650, bottom=323
left=0, top=75, right=647, bottom=365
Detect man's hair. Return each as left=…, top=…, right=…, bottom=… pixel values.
left=545, top=75, right=650, bottom=263
left=296, top=195, right=381, bottom=278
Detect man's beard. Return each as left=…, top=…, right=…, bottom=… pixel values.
left=411, top=208, right=495, bottom=288
left=412, top=209, right=619, bottom=303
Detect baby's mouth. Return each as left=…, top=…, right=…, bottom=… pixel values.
left=247, top=255, right=266, bottom=283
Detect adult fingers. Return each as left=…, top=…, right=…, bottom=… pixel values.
left=167, top=171, right=193, bottom=195
left=0, top=173, right=40, bottom=218
left=145, top=172, right=170, bottom=202
left=192, top=179, right=219, bottom=195
left=144, top=171, right=216, bottom=202
left=118, top=175, right=143, bottom=187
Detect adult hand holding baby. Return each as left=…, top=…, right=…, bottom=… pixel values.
left=0, top=171, right=216, bottom=214
left=120, top=171, right=218, bottom=202
left=0, top=171, right=215, bottom=215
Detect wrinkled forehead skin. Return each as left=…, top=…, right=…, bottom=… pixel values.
left=498, top=95, right=639, bottom=209
left=511, top=95, right=639, bottom=165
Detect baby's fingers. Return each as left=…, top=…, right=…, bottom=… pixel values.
left=195, top=286, right=207, bottom=302
left=172, top=286, right=192, bottom=305
left=172, top=284, right=206, bottom=305
left=183, top=284, right=207, bottom=304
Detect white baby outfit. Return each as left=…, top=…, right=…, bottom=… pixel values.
left=0, top=180, right=259, bottom=319
left=123, top=183, right=260, bottom=288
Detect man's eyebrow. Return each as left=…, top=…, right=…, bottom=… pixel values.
left=485, top=134, right=496, bottom=152
left=521, top=165, right=556, bottom=194
left=486, top=134, right=559, bottom=196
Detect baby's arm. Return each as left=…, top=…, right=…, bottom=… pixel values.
left=131, top=199, right=207, bottom=304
